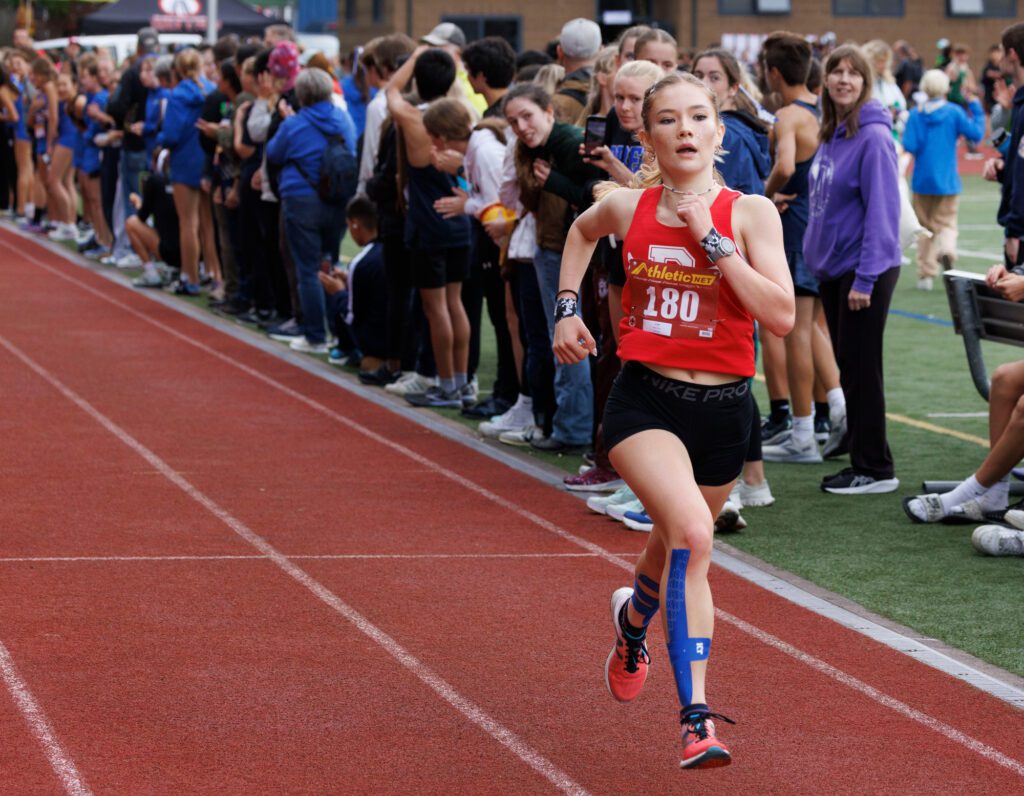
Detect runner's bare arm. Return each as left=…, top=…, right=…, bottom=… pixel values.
left=553, top=189, right=639, bottom=363
left=724, top=194, right=795, bottom=337
left=763, top=109, right=796, bottom=199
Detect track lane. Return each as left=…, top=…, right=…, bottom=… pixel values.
left=2, top=228, right=1023, bottom=793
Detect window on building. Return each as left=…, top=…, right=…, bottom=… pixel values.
left=441, top=16, right=523, bottom=51
left=372, top=0, right=384, bottom=24
left=948, top=0, right=1016, bottom=16
left=718, top=0, right=792, bottom=12
left=832, top=0, right=903, bottom=14
left=345, top=0, right=357, bottom=25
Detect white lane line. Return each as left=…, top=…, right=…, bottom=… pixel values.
left=0, top=333, right=589, bottom=796
left=0, top=641, right=92, bottom=795
left=721, top=610, right=1024, bottom=777
left=7, top=236, right=1024, bottom=777
left=926, top=412, right=989, bottom=418
left=0, top=552, right=639, bottom=563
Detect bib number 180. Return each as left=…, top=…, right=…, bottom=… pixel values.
left=644, top=286, right=699, bottom=322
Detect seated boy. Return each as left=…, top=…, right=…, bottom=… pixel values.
left=128, top=151, right=181, bottom=288
left=318, top=196, right=387, bottom=372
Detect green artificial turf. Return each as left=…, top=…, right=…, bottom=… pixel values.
left=729, top=175, right=1024, bottom=677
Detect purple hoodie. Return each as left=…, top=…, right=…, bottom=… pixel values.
left=803, top=100, right=901, bottom=295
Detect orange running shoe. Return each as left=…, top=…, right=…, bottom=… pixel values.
left=679, top=709, right=735, bottom=769
left=604, top=587, right=650, bottom=702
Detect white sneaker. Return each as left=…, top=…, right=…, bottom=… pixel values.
left=48, top=223, right=77, bottom=242
left=971, top=525, right=1024, bottom=556
left=498, top=425, right=541, bottom=447
left=763, top=434, right=823, bottom=464
left=734, top=479, right=774, bottom=508
left=822, top=413, right=848, bottom=459
left=289, top=337, right=329, bottom=354
left=587, top=484, right=637, bottom=515
left=385, top=372, right=436, bottom=395
left=916, top=277, right=934, bottom=291
left=115, top=252, right=143, bottom=269
left=479, top=401, right=535, bottom=439
left=607, top=498, right=645, bottom=522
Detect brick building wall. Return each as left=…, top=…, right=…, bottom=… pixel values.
left=337, top=0, right=1014, bottom=74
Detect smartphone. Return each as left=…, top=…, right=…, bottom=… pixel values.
left=583, top=114, right=607, bottom=159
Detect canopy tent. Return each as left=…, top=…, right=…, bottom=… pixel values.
left=80, top=0, right=272, bottom=37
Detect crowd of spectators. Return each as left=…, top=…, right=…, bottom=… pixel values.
left=4, top=18, right=1024, bottom=556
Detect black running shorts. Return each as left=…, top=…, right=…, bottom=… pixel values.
left=603, top=361, right=753, bottom=486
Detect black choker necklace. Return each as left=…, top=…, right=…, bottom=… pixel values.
left=661, top=182, right=716, bottom=196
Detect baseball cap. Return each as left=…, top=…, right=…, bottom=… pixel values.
left=137, top=27, right=159, bottom=54
left=421, top=23, right=466, bottom=50
left=559, top=19, right=602, bottom=60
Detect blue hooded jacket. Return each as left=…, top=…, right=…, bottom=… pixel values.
left=142, top=85, right=170, bottom=160
left=157, top=79, right=207, bottom=188
left=266, top=100, right=357, bottom=200
left=903, top=98, right=984, bottom=196
left=718, top=110, right=771, bottom=195
left=804, top=100, right=901, bottom=294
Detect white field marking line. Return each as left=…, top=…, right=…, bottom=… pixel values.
left=0, top=334, right=589, bottom=796
left=0, top=552, right=639, bottom=564
left=926, top=412, right=989, bottom=418
left=0, top=641, right=92, bottom=795
left=722, top=610, right=1024, bottom=777
left=7, top=237, right=1024, bottom=776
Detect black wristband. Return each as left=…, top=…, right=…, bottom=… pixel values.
left=554, top=296, right=578, bottom=322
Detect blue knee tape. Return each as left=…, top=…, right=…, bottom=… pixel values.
left=665, top=549, right=712, bottom=707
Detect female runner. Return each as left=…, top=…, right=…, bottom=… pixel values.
left=553, top=72, right=794, bottom=768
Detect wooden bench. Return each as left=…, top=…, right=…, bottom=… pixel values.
left=923, top=269, right=1024, bottom=493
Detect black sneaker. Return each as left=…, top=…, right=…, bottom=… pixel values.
left=529, top=435, right=586, bottom=453
left=461, top=396, right=512, bottom=419
left=761, top=414, right=792, bottom=445
left=821, top=468, right=899, bottom=495
left=358, top=365, right=401, bottom=386
left=405, top=385, right=461, bottom=408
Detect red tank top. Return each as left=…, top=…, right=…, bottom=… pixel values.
left=618, top=186, right=755, bottom=378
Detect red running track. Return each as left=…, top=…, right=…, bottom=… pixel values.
left=0, top=227, right=1022, bottom=795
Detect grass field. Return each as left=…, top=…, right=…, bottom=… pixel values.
left=62, top=171, right=1024, bottom=678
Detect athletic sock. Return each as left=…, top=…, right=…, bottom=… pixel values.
left=978, top=477, right=1010, bottom=511
left=440, top=377, right=457, bottom=393
left=827, top=387, right=846, bottom=423
left=769, top=399, right=790, bottom=424
left=24, top=202, right=34, bottom=221
left=814, top=401, right=830, bottom=423
left=618, top=602, right=646, bottom=642
left=454, top=372, right=467, bottom=389
left=791, top=414, right=814, bottom=446
left=33, top=207, right=44, bottom=224
left=939, top=475, right=988, bottom=513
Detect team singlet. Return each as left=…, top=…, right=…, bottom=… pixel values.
left=618, top=186, right=755, bottom=378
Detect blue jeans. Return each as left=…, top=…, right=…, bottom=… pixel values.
left=534, top=247, right=593, bottom=445
left=282, top=194, right=343, bottom=344
left=121, top=149, right=147, bottom=218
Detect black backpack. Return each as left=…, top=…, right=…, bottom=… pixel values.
left=293, top=127, right=358, bottom=208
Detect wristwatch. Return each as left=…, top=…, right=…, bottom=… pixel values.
left=700, top=227, right=736, bottom=264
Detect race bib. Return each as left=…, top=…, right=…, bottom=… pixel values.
left=626, top=245, right=720, bottom=340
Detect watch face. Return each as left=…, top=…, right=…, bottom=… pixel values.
left=721, top=237, right=736, bottom=256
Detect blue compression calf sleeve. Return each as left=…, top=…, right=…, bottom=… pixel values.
left=666, top=549, right=711, bottom=707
